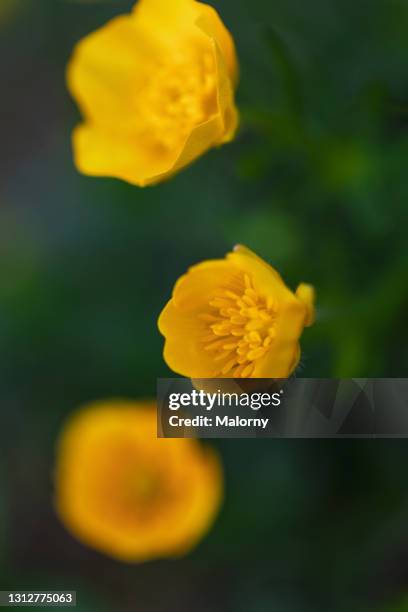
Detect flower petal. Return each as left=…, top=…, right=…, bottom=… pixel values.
left=296, top=283, right=316, bottom=326
left=196, top=2, right=238, bottom=86
left=227, top=244, right=298, bottom=307
left=160, top=304, right=221, bottom=377
left=173, top=260, right=240, bottom=310
left=72, top=124, right=177, bottom=186
left=254, top=301, right=307, bottom=377
left=67, top=14, right=155, bottom=127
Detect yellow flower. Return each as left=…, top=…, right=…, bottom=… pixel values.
left=158, top=245, right=315, bottom=378
left=67, top=0, right=238, bottom=186
left=54, top=400, right=223, bottom=562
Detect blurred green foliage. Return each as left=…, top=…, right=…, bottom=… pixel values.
left=382, top=599, right=408, bottom=612
left=0, top=0, right=408, bottom=610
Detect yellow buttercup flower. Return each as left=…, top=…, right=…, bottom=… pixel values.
left=158, top=245, right=315, bottom=378
left=54, top=400, right=223, bottom=562
left=67, top=0, right=238, bottom=186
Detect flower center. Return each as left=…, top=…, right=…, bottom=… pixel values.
left=129, top=471, right=161, bottom=502
left=118, top=467, right=164, bottom=522
left=199, top=273, right=279, bottom=377
left=141, top=51, right=217, bottom=149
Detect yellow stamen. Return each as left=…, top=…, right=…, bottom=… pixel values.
left=199, top=272, right=280, bottom=377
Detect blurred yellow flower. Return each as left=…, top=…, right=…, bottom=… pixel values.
left=158, top=245, right=315, bottom=378
left=67, top=0, right=238, bottom=186
left=54, top=400, right=223, bottom=562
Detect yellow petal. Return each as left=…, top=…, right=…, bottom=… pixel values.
left=211, top=41, right=239, bottom=143
left=133, top=0, right=198, bottom=35
left=72, top=124, right=177, bottom=187
left=196, top=2, right=239, bottom=86
left=227, top=244, right=298, bottom=308
left=67, top=14, right=154, bottom=128
left=134, top=0, right=238, bottom=86
left=159, top=301, right=220, bottom=377
left=172, top=260, right=237, bottom=311
left=253, top=300, right=307, bottom=378
left=296, top=283, right=316, bottom=326
left=162, top=113, right=226, bottom=181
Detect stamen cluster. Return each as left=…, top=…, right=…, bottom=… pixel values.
left=143, top=51, right=216, bottom=149
left=200, top=273, right=278, bottom=377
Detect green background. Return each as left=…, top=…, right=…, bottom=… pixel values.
left=0, top=0, right=408, bottom=610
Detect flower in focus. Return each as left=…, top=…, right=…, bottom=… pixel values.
left=67, top=0, right=238, bottom=186
left=54, top=400, right=223, bottom=562
left=158, top=245, right=315, bottom=378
